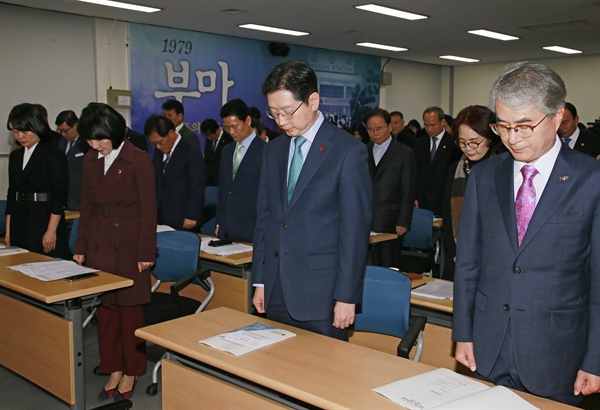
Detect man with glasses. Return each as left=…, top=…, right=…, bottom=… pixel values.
left=365, top=108, right=416, bottom=269
left=252, top=60, right=372, bottom=340
left=453, top=61, right=600, bottom=405
left=216, top=98, right=265, bottom=242
left=414, top=106, right=461, bottom=215
left=144, top=114, right=204, bottom=232
left=55, top=110, right=89, bottom=210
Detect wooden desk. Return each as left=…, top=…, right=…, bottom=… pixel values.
left=0, top=252, right=132, bottom=410
left=136, top=307, right=573, bottom=409
left=64, top=210, right=80, bottom=220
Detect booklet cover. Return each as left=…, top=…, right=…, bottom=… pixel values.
left=200, top=322, right=296, bottom=356
left=373, top=368, right=537, bottom=410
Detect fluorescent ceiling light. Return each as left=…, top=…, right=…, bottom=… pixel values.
left=77, top=0, right=161, bottom=13
left=356, top=42, right=407, bottom=52
left=439, top=55, right=479, bottom=63
left=355, top=4, right=427, bottom=21
left=543, top=46, right=582, bottom=54
left=239, top=24, right=309, bottom=37
left=468, top=29, right=519, bottom=41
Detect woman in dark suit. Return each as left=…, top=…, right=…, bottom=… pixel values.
left=441, top=105, right=501, bottom=280
left=5, top=103, right=70, bottom=258
left=73, top=103, right=156, bottom=402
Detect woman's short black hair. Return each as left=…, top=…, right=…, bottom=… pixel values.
left=7, top=103, right=52, bottom=142
left=78, top=102, right=126, bottom=149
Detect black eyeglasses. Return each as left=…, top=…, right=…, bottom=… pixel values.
left=57, top=126, right=72, bottom=135
left=265, top=101, right=304, bottom=121
left=490, top=115, right=548, bottom=139
left=456, top=138, right=486, bottom=149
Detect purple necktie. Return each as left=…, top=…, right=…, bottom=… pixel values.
left=515, top=165, right=539, bottom=245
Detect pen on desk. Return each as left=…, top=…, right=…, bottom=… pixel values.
left=411, top=283, right=429, bottom=291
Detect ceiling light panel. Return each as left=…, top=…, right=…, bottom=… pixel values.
left=77, top=0, right=161, bottom=13
left=357, top=42, right=407, bottom=52
left=439, top=55, right=479, bottom=63
left=355, top=4, right=427, bottom=21
left=543, top=46, right=582, bottom=54
left=239, top=24, right=309, bottom=36
left=468, top=29, right=519, bottom=41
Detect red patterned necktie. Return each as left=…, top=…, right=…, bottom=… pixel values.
left=515, top=165, right=539, bottom=245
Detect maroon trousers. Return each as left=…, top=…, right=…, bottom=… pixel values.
left=97, top=304, right=146, bottom=375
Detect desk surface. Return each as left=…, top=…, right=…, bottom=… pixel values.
left=410, top=276, right=453, bottom=313
left=64, top=210, right=80, bottom=220
left=199, top=232, right=399, bottom=267
left=0, top=252, right=133, bottom=304
left=136, top=307, right=571, bottom=409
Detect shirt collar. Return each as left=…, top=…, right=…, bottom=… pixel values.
left=374, top=135, right=392, bottom=151
left=239, top=132, right=257, bottom=149
left=98, top=140, right=125, bottom=160
left=513, top=135, right=561, bottom=178
left=299, top=111, right=324, bottom=144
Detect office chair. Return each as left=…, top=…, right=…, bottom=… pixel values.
left=201, top=186, right=218, bottom=235
left=400, top=208, right=441, bottom=277
left=353, top=266, right=426, bottom=361
left=143, top=230, right=215, bottom=396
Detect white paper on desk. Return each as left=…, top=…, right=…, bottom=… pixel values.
left=411, top=279, right=454, bottom=300
left=156, top=224, right=175, bottom=232
left=0, top=246, right=29, bottom=256
left=200, top=241, right=252, bottom=256
left=7, top=259, right=99, bottom=282
left=373, top=368, right=537, bottom=410
left=200, top=322, right=295, bottom=356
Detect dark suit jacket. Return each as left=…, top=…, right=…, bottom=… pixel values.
left=252, top=120, right=372, bottom=321
left=453, top=145, right=600, bottom=396
left=58, top=136, right=89, bottom=210
left=414, top=131, right=461, bottom=215
left=7, top=141, right=70, bottom=258
left=204, top=131, right=233, bottom=186
left=217, top=135, right=265, bottom=242
left=392, top=129, right=416, bottom=149
left=368, top=139, right=416, bottom=232
left=125, top=127, right=148, bottom=152
left=571, top=129, right=600, bottom=158
left=154, top=137, right=205, bottom=230
left=179, top=124, right=200, bottom=151
left=75, top=140, right=156, bottom=307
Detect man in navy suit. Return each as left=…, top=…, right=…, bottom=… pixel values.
left=453, top=62, right=600, bottom=405
left=201, top=118, right=233, bottom=186
left=144, top=114, right=204, bottom=231
left=216, top=99, right=265, bottom=242
left=252, top=60, right=372, bottom=340
left=558, top=102, right=600, bottom=158
left=414, top=107, right=461, bottom=215
left=55, top=110, right=89, bottom=210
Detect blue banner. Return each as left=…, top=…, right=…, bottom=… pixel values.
left=130, top=24, right=380, bottom=151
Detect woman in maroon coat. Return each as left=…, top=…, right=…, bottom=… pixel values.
left=73, top=103, right=156, bottom=403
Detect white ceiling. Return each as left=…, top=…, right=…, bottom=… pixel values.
left=3, top=0, right=600, bottom=66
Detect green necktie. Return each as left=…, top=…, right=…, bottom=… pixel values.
left=232, top=142, right=243, bottom=179
left=287, top=136, right=306, bottom=202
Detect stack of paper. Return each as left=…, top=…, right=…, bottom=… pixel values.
left=200, top=323, right=296, bottom=356
left=411, top=279, right=454, bottom=299
left=200, top=241, right=253, bottom=256
left=0, top=247, right=29, bottom=257
left=7, top=259, right=99, bottom=282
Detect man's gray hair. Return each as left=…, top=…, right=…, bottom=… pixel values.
left=489, top=61, right=566, bottom=116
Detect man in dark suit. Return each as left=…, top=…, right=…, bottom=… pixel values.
left=558, top=102, right=600, bottom=158
left=453, top=62, right=600, bottom=406
left=365, top=108, right=416, bottom=268
left=162, top=99, right=200, bottom=151
left=201, top=118, right=233, bottom=186
left=144, top=114, right=205, bottom=232
left=252, top=60, right=372, bottom=340
left=216, top=99, right=265, bottom=242
left=414, top=106, right=461, bottom=215
left=390, top=111, right=416, bottom=148
left=55, top=110, right=89, bottom=210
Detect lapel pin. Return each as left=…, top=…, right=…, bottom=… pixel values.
left=118, top=169, right=122, bottom=174
left=442, top=145, right=446, bottom=149
left=559, top=176, right=569, bottom=181
left=320, top=146, right=325, bottom=151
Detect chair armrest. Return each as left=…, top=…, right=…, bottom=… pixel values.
left=170, top=268, right=211, bottom=295
left=427, top=229, right=442, bottom=250
left=397, top=315, right=427, bottom=359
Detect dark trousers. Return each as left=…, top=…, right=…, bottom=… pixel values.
left=97, top=304, right=146, bottom=376
left=476, top=322, right=584, bottom=407
left=371, top=236, right=404, bottom=269
left=266, top=272, right=348, bottom=341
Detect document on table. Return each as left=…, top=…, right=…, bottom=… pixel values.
left=0, top=246, right=29, bottom=256
left=411, top=278, right=454, bottom=299
left=156, top=224, right=175, bottom=232
left=200, top=241, right=253, bottom=256
left=200, top=322, right=296, bottom=356
left=7, top=259, right=99, bottom=282
left=374, top=368, right=537, bottom=409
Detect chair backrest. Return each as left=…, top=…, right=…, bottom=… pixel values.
left=69, top=218, right=79, bottom=255
left=153, top=231, right=200, bottom=282
left=200, top=217, right=216, bottom=236
left=204, top=186, right=218, bottom=207
left=353, top=266, right=411, bottom=338
left=403, top=208, right=434, bottom=249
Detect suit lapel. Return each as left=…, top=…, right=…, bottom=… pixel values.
left=279, top=137, right=292, bottom=211
left=495, top=155, right=519, bottom=254
left=287, top=123, right=332, bottom=210
left=519, top=147, right=577, bottom=250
